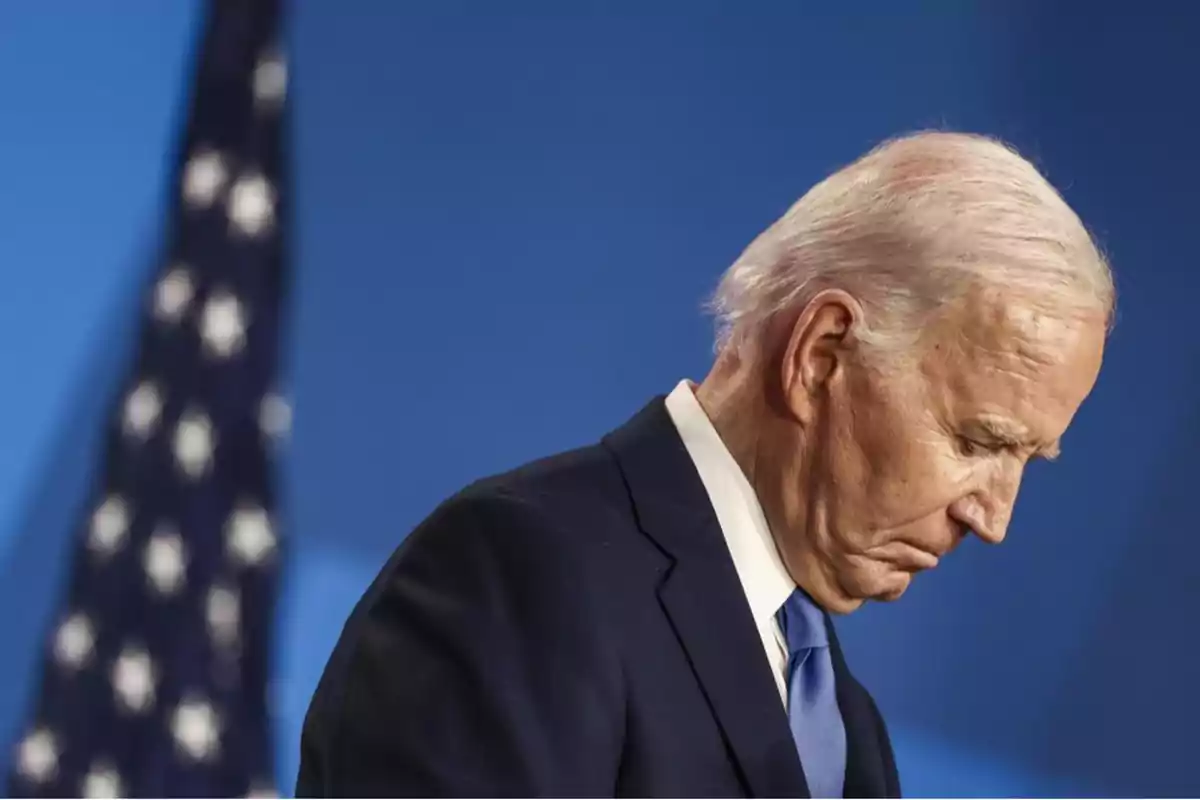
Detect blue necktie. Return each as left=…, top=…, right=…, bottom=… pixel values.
left=777, top=589, right=847, bottom=799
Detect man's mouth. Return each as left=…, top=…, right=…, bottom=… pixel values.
left=873, top=541, right=940, bottom=571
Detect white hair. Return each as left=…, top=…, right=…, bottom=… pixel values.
left=708, top=131, right=1115, bottom=361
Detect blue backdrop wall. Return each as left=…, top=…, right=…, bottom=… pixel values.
left=1, top=2, right=1196, bottom=796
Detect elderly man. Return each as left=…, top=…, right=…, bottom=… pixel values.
left=297, top=131, right=1112, bottom=798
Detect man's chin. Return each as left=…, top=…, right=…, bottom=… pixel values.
left=861, top=569, right=913, bottom=603
left=838, top=558, right=914, bottom=605
left=878, top=570, right=914, bottom=601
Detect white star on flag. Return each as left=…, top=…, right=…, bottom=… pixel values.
left=259, top=392, right=292, bottom=441
left=200, top=290, right=248, bottom=359
left=153, top=267, right=195, bottom=323
left=144, top=527, right=188, bottom=596
left=228, top=174, right=275, bottom=236
left=88, top=495, right=130, bottom=557
left=123, top=381, right=164, bottom=439
left=174, top=410, right=215, bottom=479
left=54, top=613, right=96, bottom=670
left=172, top=699, right=221, bottom=762
left=182, top=150, right=228, bottom=208
left=207, top=585, right=241, bottom=647
left=17, top=728, right=59, bottom=784
left=227, top=505, right=276, bottom=567
left=81, top=761, right=124, bottom=799
left=253, top=52, right=287, bottom=109
left=111, top=645, right=157, bottom=714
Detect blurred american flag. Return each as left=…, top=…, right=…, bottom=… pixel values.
left=7, top=0, right=290, bottom=795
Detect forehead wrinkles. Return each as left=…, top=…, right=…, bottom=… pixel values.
left=934, top=287, right=1084, bottom=375
left=915, top=305, right=1046, bottom=420
left=922, top=296, right=1101, bottom=444
left=1003, top=304, right=1083, bottom=366
left=971, top=283, right=1103, bottom=361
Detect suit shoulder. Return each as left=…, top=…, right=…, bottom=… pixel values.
left=298, top=445, right=630, bottom=795
left=366, top=439, right=628, bottom=606
left=302, top=447, right=628, bottom=721
left=477, top=437, right=629, bottom=503
left=449, top=439, right=633, bottom=542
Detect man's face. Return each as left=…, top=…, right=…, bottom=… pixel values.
left=776, top=289, right=1107, bottom=612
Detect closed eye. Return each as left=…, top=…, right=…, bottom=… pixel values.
left=958, top=437, right=994, bottom=457
left=958, top=415, right=1059, bottom=462
left=958, top=435, right=1022, bottom=458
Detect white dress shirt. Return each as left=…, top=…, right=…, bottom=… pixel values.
left=663, top=379, right=797, bottom=706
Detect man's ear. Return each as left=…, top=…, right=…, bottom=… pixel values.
left=778, top=289, right=864, bottom=425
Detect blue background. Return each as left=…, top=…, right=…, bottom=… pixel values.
left=1, top=2, right=1197, bottom=796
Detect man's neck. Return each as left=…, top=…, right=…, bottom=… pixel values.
left=694, top=359, right=845, bottom=613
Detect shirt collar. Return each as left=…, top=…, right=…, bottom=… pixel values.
left=663, top=380, right=796, bottom=628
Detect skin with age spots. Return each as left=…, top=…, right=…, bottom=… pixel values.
left=695, top=285, right=1106, bottom=615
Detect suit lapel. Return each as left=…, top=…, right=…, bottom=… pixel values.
left=657, top=547, right=811, bottom=798
left=827, top=620, right=892, bottom=798
left=604, top=399, right=809, bottom=798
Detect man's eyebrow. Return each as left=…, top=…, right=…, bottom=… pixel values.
left=965, top=415, right=1061, bottom=460
left=967, top=415, right=1027, bottom=444
left=1038, top=439, right=1062, bottom=461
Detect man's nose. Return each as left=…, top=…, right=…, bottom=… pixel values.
left=954, top=459, right=1024, bottom=544
left=973, top=504, right=1011, bottom=545
left=949, top=494, right=1007, bottom=544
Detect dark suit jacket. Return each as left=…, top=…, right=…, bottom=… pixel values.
left=296, top=398, right=900, bottom=797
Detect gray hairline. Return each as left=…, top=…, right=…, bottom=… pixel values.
left=704, top=131, right=1115, bottom=366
